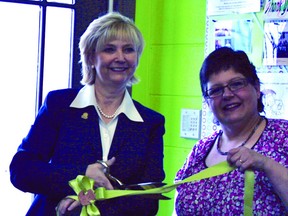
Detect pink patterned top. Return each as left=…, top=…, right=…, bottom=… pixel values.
left=175, top=118, right=288, bottom=216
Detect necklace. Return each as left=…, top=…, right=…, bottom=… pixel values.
left=96, top=104, right=119, bottom=119
left=216, top=117, right=264, bottom=156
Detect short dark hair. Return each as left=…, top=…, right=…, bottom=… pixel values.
left=199, top=47, right=264, bottom=112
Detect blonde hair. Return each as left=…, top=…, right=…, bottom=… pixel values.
left=79, top=12, right=144, bottom=86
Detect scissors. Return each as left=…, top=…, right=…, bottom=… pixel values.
left=96, top=160, right=170, bottom=200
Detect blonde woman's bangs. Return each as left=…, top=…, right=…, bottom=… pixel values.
left=96, top=23, right=141, bottom=53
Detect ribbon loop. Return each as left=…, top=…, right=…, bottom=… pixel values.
left=67, top=175, right=100, bottom=216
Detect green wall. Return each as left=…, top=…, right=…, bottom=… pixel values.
left=133, top=1, right=207, bottom=215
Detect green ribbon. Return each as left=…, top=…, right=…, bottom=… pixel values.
left=67, top=161, right=254, bottom=216
left=66, top=175, right=101, bottom=216
left=244, top=170, right=255, bottom=215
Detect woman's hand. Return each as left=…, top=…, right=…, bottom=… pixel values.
left=226, top=146, right=268, bottom=172
left=56, top=157, right=116, bottom=215
left=56, top=198, right=80, bottom=215
left=86, top=157, right=116, bottom=189
left=227, top=146, right=288, bottom=209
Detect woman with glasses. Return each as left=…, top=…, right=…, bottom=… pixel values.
left=174, top=47, right=288, bottom=215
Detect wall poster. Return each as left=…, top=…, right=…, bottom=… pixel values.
left=214, top=19, right=253, bottom=53
left=201, top=0, right=288, bottom=138
left=263, top=21, right=288, bottom=65
left=258, top=72, right=288, bottom=119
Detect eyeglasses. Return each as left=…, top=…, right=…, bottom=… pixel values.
left=205, top=78, right=250, bottom=99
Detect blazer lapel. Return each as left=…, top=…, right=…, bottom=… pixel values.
left=77, top=106, right=103, bottom=159
left=108, top=114, right=134, bottom=158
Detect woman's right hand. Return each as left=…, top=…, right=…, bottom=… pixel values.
left=56, top=157, right=116, bottom=215
left=56, top=198, right=80, bottom=215
left=85, top=157, right=116, bottom=190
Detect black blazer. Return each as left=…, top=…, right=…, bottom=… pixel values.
left=10, top=88, right=165, bottom=216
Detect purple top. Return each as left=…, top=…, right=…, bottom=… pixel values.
left=175, top=118, right=288, bottom=215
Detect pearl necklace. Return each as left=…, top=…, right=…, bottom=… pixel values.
left=96, top=104, right=119, bottom=119
left=216, top=117, right=264, bottom=156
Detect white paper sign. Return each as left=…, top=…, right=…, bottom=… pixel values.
left=258, top=73, right=288, bottom=120
left=207, top=0, right=261, bottom=16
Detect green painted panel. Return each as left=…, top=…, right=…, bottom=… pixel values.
left=149, top=95, right=201, bottom=148
left=134, top=1, right=206, bottom=215
left=148, top=44, right=204, bottom=96
left=149, top=1, right=206, bottom=44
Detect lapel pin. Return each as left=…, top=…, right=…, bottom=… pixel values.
left=81, top=112, right=88, bottom=119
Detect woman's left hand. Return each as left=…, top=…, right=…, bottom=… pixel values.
left=227, top=146, right=288, bottom=209
left=226, top=146, right=269, bottom=172
left=56, top=197, right=80, bottom=215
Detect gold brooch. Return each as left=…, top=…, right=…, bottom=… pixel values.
left=81, top=112, right=88, bottom=119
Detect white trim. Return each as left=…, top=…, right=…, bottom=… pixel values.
left=108, top=0, right=114, bottom=12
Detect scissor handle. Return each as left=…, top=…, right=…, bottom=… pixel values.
left=96, top=160, right=124, bottom=187
left=96, top=160, right=110, bottom=174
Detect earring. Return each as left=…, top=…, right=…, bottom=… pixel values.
left=213, top=117, right=220, bottom=126
left=91, top=65, right=95, bottom=69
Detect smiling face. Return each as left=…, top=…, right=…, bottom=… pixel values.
left=92, top=39, right=138, bottom=88
left=206, top=68, right=260, bottom=126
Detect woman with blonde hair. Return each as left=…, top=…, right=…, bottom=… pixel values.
left=10, top=12, right=165, bottom=216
